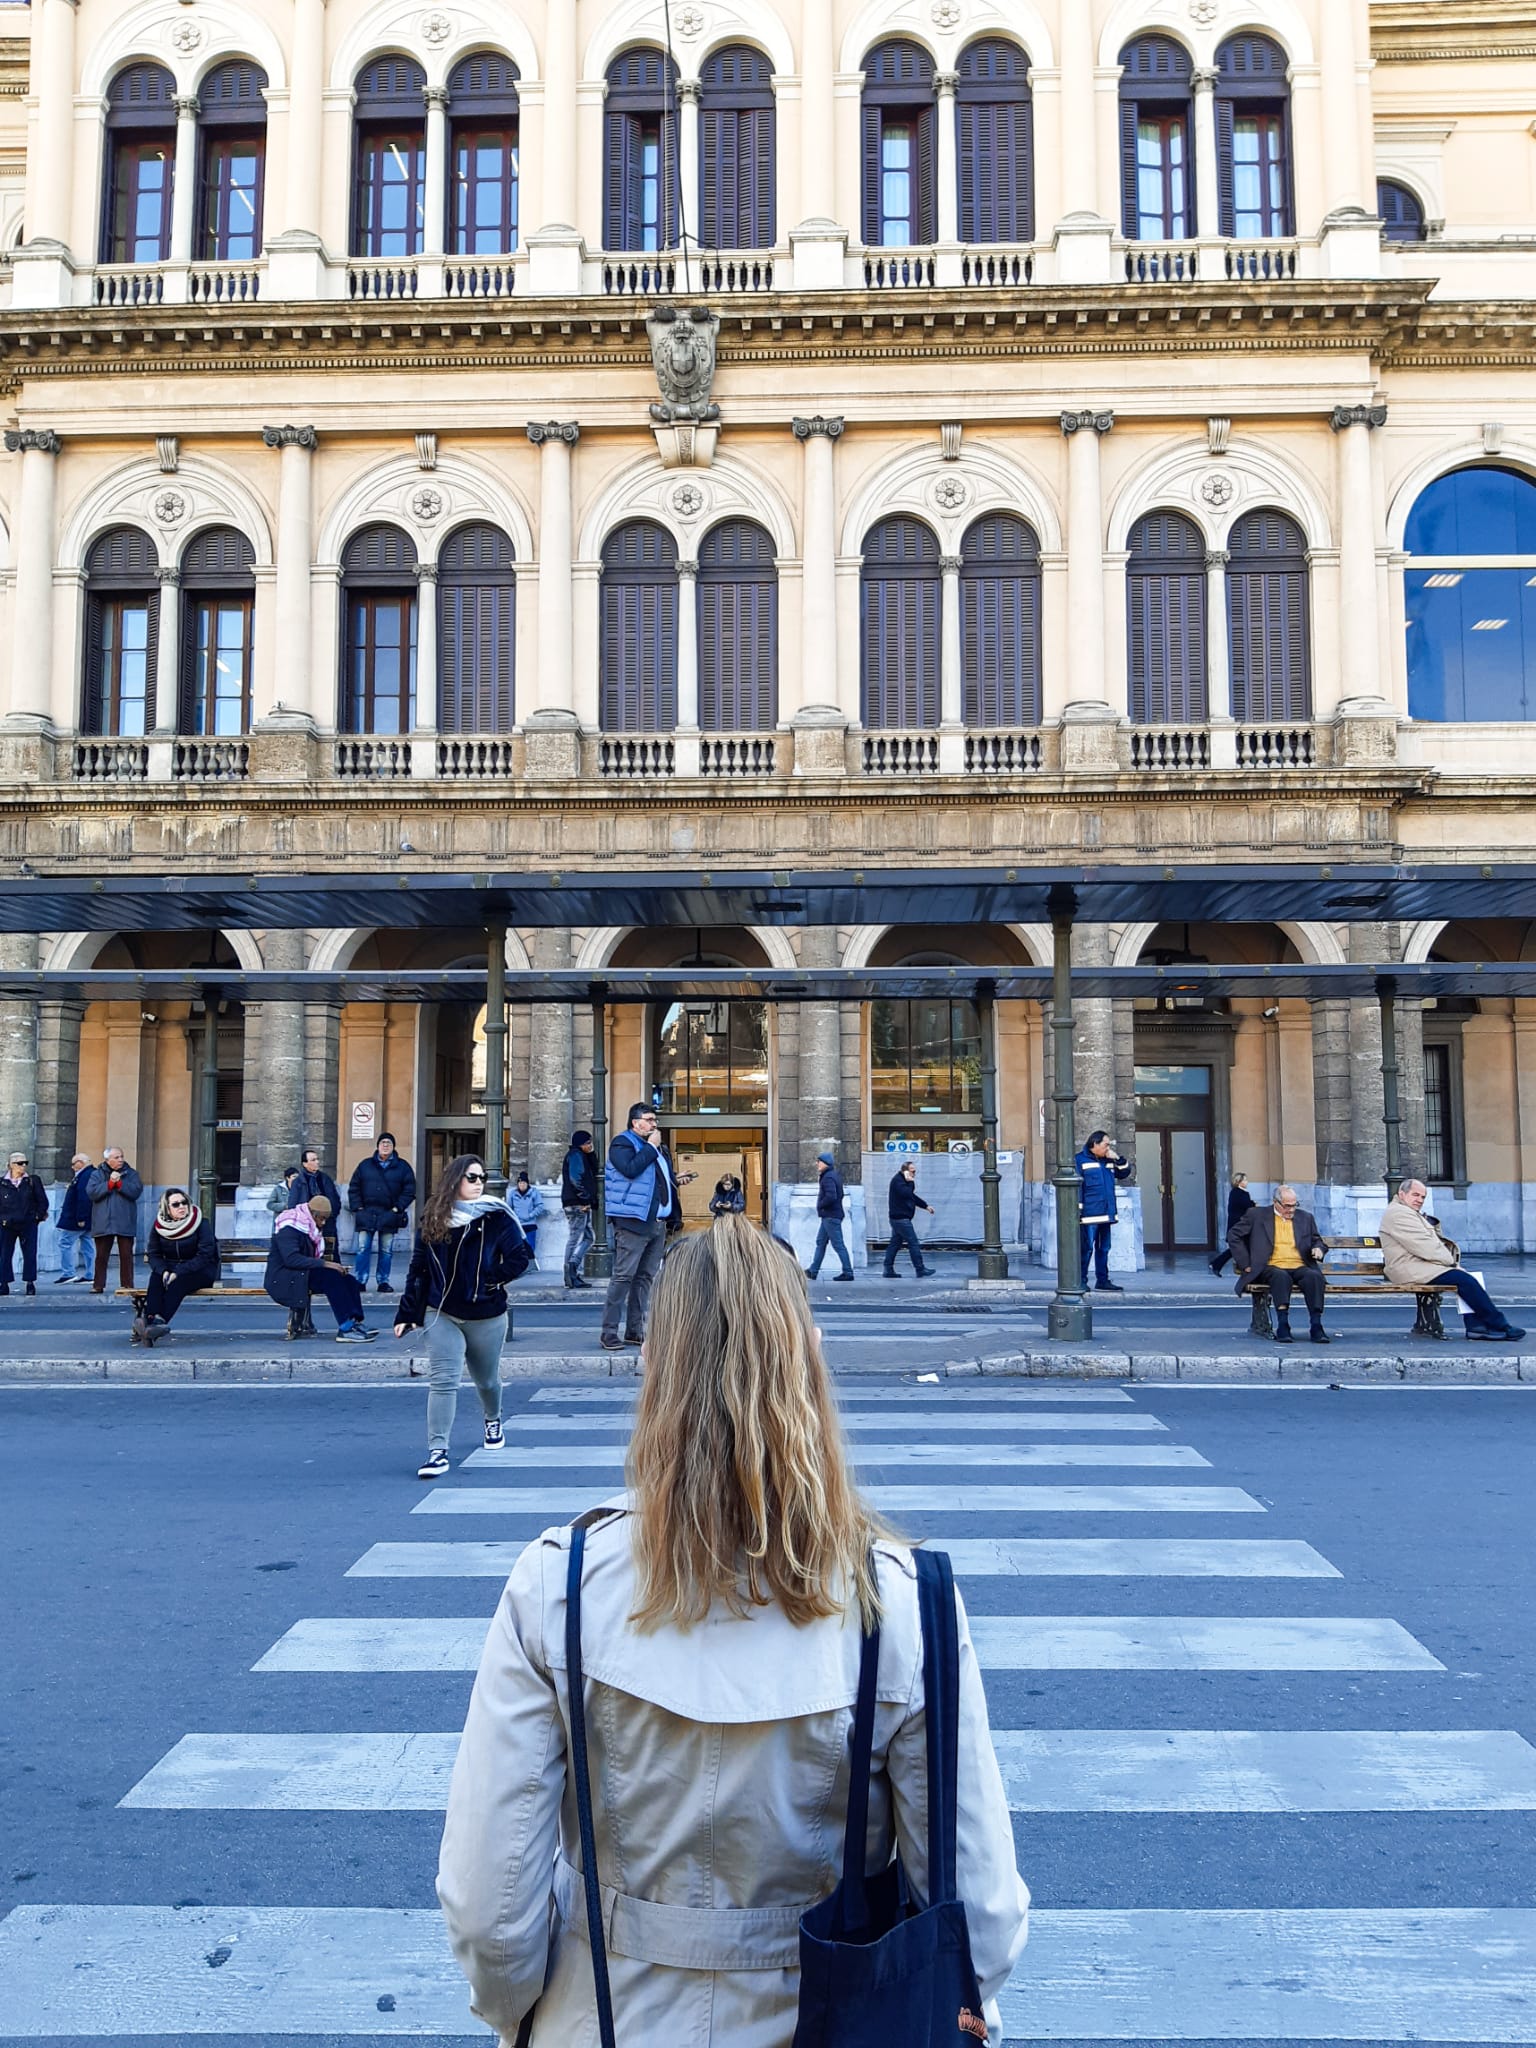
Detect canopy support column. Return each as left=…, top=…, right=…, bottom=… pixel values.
left=197, top=992, right=219, bottom=1224
left=1379, top=978, right=1402, bottom=1206
left=587, top=996, right=612, bottom=1280
left=1048, top=891, right=1091, bottom=1341
left=483, top=925, right=507, bottom=1198
left=977, top=984, right=1008, bottom=1281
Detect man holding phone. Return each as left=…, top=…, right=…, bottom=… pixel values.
left=1075, top=1130, right=1133, bottom=1292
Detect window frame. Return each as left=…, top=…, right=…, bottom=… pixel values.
left=351, top=58, right=428, bottom=260
left=1403, top=464, right=1536, bottom=722
left=437, top=522, right=517, bottom=733
left=1225, top=508, right=1312, bottom=722
left=698, top=44, right=776, bottom=250
left=599, top=519, right=680, bottom=733
left=447, top=53, right=521, bottom=256
left=1377, top=178, right=1427, bottom=244
left=195, top=61, right=268, bottom=263
left=1214, top=32, right=1294, bottom=240
left=1126, top=510, right=1209, bottom=724
left=955, top=38, right=1033, bottom=245
left=83, top=527, right=160, bottom=736
left=861, top=40, right=937, bottom=249
left=960, top=512, right=1042, bottom=726
left=101, top=63, right=177, bottom=265
left=1117, top=35, right=1196, bottom=242
left=603, top=50, right=679, bottom=253
left=1419, top=1028, right=1469, bottom=1192
left=697, top=518, right=778, bottom=732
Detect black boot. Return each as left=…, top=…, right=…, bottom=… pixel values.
left=1274, top=1314, right=1293, bottom=1344
left=1310, top=1323, right=1332, bottom=1345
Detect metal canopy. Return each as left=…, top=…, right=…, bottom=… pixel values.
left=9, top=964, right=1536, bottom=1004
left=3, top=860, right=1536, bottom=933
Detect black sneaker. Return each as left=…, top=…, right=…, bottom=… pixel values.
left=53, top=1274, right=73, bottom=1285
left=834, top=1271, right=855, bottom=1282
left=336, top=1320, right=378, bottom=1343
left=24, top=1282, right=35, bottom=1296
left=374, top=1282, right=395, bottom=1295
left=1095, top=1281, right=1125, bottom=1292
left=1274, top=1324, right=1294, bottom=1344
left=417, top=1449, right=450, bottom=1480
left=1310, top=1327, right=1332, bottom=1346
left=484, top=1418, right=505, bottom=1449
left=143, top=1316, right=168, bottom=1347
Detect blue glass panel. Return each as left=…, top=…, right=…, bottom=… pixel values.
left=1406, top=566, right=1536, bottom=720
left=1405, top=465, right=1536, bottom=557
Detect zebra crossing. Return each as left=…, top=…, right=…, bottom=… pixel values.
left=4, top=1379, right=1536, bottom=2041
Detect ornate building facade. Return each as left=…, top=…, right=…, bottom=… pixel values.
left=0, top=0, right=1534, bottom=1260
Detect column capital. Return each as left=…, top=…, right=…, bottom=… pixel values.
left=676, top=79, right=702, bottom=104
left=792, top=415, right=844, bottom=440
left=934, top=69, right=959, bottom=93
left=174, top=94, right=201, bottom=117
left=4, top=429, right=61, bottom=455
left=155, top=564, right=181, bottom=585
left=1061, top=410, right=1114, bottom=436
left=1204, top=548, right=1230, bottom=570
left=416, top=562, right=439, bottom=584
left=677, top=557, right=699, bottom=578
left=262, top=424, right=318, bottom=449
left=1330, top=403, right=1387, bottom=432
left=939, top=554, right=962, bottom=574
left=527, top=420, right=580, bottom=446
left=1192, top=66, right=1218, bottom=92
left=424, top=85, right=450, bottom=109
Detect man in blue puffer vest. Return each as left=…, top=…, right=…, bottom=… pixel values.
left=1075, top=1130, right=1134, bottom=1291
left=599, top=1102, right=675, bottom=1352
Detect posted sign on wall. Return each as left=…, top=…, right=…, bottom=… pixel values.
left=350, top=1100, right=377, bottom=1142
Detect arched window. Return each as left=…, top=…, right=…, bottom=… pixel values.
left=698, top=519, right=777, bottom=731
left=1226, top=510, right=1311, bottom=721
left=600, top=521, right=678, bottom=731
left=654, top=998, right=768, bottom=1115
left=957, top=40, right=1032, bottom=244
left=83, top=528, right=159, bottom=736
left=699, top=46, right=775, bottom=250
left=352, top=57, right=427, bottom=258
left=448, top=52, right=520, bottom=254
left=1127, top=510, right=1207, bottom=722
left=1118, top=36, right=1194, bottom=241
left=1405, top=465, right=1536, bottom=721
left=871, top=993, right=983, bottom=1136
left=196, top=61, right=267, bottom=261
left=103, top=64, right=177, bottom=263
left=861, top=516, right=940, bottom=729
left=961, top=514, right=1041, bottom=726
left=438, top=522, right=516, bottom=732
left=180, top=526, right=255, bottom=734
left=1215, top=33, right=1292, bottom=238
left=862, top=41, right=936, bottom=248
left=1378, top=178, right=1426, bottom=244
left=604, top=50, right=678, bottom=252
left=341, top=524, right=417, bottom=733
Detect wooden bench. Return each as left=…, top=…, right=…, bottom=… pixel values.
left=117, top=1284, right=267, bottom=1312
left=1243, top=1235, right=1462, bottom=1341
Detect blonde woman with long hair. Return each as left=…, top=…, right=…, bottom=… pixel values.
left=438, top=1213, right=1027, bottom=2047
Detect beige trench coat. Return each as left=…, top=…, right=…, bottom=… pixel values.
left=437, top=1507, right=1029, bottom=2048
left=1378, top=1200, right=1460, bottom=1288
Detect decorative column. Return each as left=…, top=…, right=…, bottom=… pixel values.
left=170, top=96, right=200, bottom=268
left=1048, top=890, right=1090, bottom=1341
left=587, top=999, right=612, bottom=1278
left=796, top=926, right=843, bottom=1181
left=1192, top=70, right=1220, bottom=243
left=1205, top=546, right=1235, bottom=763
left=938, top=552, right=964, bottom=771
left=528, top=0, right=582, bottom=290
left=1059, top=411, right=1116, bottom=764
left=149, top=566, right=181, bottom=773
left=261, top=427, right=317, bottom=728
left=243, top=928, right=308, bottom=1190
left=528, top=926, right=574, bottom=1184
left=1331, top=404, right=1391, bottom=735
left=977, top=986, right=1008, bottom=1281
left=3, top=429, right=61, bottom=729
left=414, top=559, right=438, bottom=723
left=0, top=933, right=39, bottom=1165
left=483, top=925, right=508, bottom=1196
left=791, top=416, right=845, bottom=771
left=423, top=89, right=449, bottom=260
left=36, top=992, right=84, bottom=1182
left=789, top=0, right=844, bottom=286
left=1318, top=0, right=1370, bottom=225
left=675, top=558, right=700, bottom=774
left=14, top=0, right=78, bottom=306
left=525, top=422, right=580, bottom=778
left=1054, top=1, right=1113, bottom=280
left=267, top=0, right=327, bottom=296
left=678, top=82, right=701, bottom=254
left=935, top=71, right=960, bottom=249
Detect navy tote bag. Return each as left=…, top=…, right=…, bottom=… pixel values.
left=794, top=1547, right=990, bottom=2047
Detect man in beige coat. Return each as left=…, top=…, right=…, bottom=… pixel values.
left=1378, top=1180, right=1525, bottom=1341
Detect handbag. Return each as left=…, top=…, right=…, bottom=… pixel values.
left=513, top=1519, right=617, bottom=2048
left=793, top=1548, right=988, bottom=2047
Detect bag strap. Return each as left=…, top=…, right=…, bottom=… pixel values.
left=836, top=1606, right=882, bottom=1932
left=915, top=1548, right=960, bottom=1907
left=566, top=1525, right=617, bottom=2048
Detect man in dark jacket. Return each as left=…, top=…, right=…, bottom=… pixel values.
left=560, top=1129, right=598, bottom=1289
left=348, top=1133, right=416, bottom=1293
left=600, top=1104, right=675, bottom=1351
left=0, top=1152, right=49, bottom=1294
left=1076, top=1131, right=1133, bottom=1292
left=87, top=1147, right=144, bottom=1293
left=295, top=1147, right=343, bottom=1259
left=806, top=1151, right=855, bottom=1282
left=54, top=1152, right=94, bottom=1283
left=267, top=1195, right=375, bottom=1341
left=1228, top=1184, right=1331, bottom=1345
left=883, top=1160, right=936, bottom=1278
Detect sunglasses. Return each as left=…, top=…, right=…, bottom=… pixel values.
left=168, top=1199, right=188, bottom=1208
left=463, top=1171, right=487, bottom=1183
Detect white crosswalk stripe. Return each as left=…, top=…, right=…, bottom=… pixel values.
left=504, top=1410, right=1171, bottom=1432
left=530, top=1384, right=1136, bottom=1404
left=461, top=1440, right=1210, bottom=1469
left=252, top=1611, right=1442, bottom=1674
left=4, top=1904, right=1535, bottom=2041
left=411, top=1482, right=1265, bottom=1515
left=347, top=1536, right=1341, bottom=1579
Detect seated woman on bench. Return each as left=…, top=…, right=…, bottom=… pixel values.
left=132, top=1189, right=221, bottom=1346
left=265, top=1194, right=377, bottom=1343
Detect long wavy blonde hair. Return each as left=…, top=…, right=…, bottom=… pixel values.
left=626, top=1215, right=885, bottom=1632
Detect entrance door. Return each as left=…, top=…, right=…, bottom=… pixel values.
left=1135, top=1064, right=1215, bottom=1252
left=665, top=1125, right=767, bottom=1227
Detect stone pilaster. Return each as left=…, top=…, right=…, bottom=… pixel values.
left=1347, top=922, right=1391, bottom=1186
left=36, top=996, right=84, bottom=1180
left=0, top=934, right=39, bottom=1161
left=1310, top=1000, right=1355, bottom=1186
left=527, top=926, right=575, bottom=1181
left=1070, top=923, right=1118, bottom=1146
left=242, top=930, right=308, bottom=1184
left=796, top=927, right=844, bottom=1178
left=305, top=998, right=343, bottom=1172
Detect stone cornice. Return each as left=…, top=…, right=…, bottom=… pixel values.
left=0, top=280, right=1450, bottom=392
left=1370, top=2, right=1536, bottom=60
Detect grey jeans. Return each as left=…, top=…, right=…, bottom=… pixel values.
left=601, top=1220, right=667, bottom=1342
left=563, top=1204, right=595, bottom=1281
left=425, top=1310, right=506, bottom=1452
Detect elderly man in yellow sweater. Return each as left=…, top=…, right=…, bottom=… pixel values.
left=1378, top=1181, right=1525, bottom=1342
left=1228, top=1183, right=1331, bottom=1345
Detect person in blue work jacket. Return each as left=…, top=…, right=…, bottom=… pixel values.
left=1076, top=1130, right=1133, bottom=1291
left=599, top=1103, right=675, bottom=1351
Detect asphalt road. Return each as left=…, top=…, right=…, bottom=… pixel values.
left=3, top=1376, right=1536, bottom=2045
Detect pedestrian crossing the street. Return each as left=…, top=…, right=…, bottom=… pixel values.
left=7, top=1378, right=1536, bottom=2042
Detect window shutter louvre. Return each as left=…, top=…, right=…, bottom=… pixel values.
left=748, top=105, right=774, bottom=246
left=438, top=523, right=515, bottom=732
left=957, top=40, right=1033, bottom=243
left=961, top=514, right=1041, bottom=725
left=1227, top=509, right=1310, bottom=721
left=600, top=521, right=679, bottom=731
left=861, top=517, right=940, bottom=728
left=861, top=98, right=881, bottom=244
left=698, top=519, right=777, bottom=730
left=916, top=103, right=937, bottom=244
left=1214, top=92, right=1235, bottom=236
left=1118, top=94, right=1140, bottom=237
left=1127, top=511, right=1207, bottom=722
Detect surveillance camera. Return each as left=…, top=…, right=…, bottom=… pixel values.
left=1262, top=1004, right=1281, bottom=1019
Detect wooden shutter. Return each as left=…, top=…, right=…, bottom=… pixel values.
left=106, top=62, right=177, bottom=122
left=1214, top=91, right=1235, bottom=237
left=961, top=514, right=1041, bottom=725
left=438, top=523, right=515, bottom=732
left=1127, top=511, right=1207, bottom=723
left=1118, top=94, right=1140, bottom=237
left=861, top=96, right=882, bottom=245
left=600, top=521, right=678, bottom=731
left=447, top=52, right=520, bottom=113
left=353, top=57, right=427, bottom=114
left=698, top=520, right=776, bottom=730
left=746, top=104, right=775, bottom=246
left=1378, top=179, right=1425, bottom=243
left=341, top=523, right=417, bottom=581
left=863, top=40, right=935, bottom=245
left=1118, top=36, right=1194, bottom=239
left=958, top=40, right=1033, bottom=244
left=861, top=517, right=940, bottom=728
left=1215, top=33, right=1291, bottom=236
left=1226, top=509, right=1310, bottom=721
left=915, top=103, right=937, bottom=244
left=700, top=47, right=774, bottom=247
left=199, top=61, right=269, bottom=122
left=84, top=529, right=160, bottom=735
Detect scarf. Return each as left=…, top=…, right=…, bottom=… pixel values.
left=451, top=1193, right=514, bottom=1231
left=275, top=1202, right=323, bottom=1253
left=156, top=1196, right=202, bottom=1239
